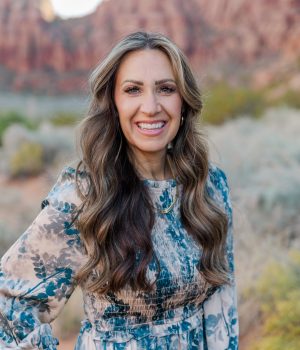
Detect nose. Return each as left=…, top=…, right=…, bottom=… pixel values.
left=140, top=91, right=161, bottom=116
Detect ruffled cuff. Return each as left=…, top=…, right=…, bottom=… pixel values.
left=1, top=324, right=59, bottom=350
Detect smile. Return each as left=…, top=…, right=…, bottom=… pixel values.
left=137, top=122, right=166, bottom=130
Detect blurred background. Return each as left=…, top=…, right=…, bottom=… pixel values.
left=0, top=0, right=300, bottom=349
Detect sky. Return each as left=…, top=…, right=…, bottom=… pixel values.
left=50, top=0, right=103, bottom=19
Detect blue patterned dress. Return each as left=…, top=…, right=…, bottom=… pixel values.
left=0, top=165, right=238, bottom=349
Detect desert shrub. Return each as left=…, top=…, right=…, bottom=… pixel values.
left=36, top=123, right=76, bottom=167
left=0, top=111, right=38, bottom=146
left=1, top=123, right=76, bottom=177
left=49, top=112, right=80, bottom=127
left=201, top=82, right=267, bottom=124
left=250, top=252, right=300, bottom=350
left=0, top=223, right=16, bottom=257
left=9, top=141, right=44, bottom=177
left=276, top=90, right=300, bottom=110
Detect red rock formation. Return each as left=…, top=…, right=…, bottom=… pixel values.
left=0, top=0, right=299, bottom=93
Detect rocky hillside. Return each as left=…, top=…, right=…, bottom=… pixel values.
left=0, top=0, right=300, bottom=93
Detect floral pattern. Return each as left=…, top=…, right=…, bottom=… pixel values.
left=0, top=165, right=238, bottom=349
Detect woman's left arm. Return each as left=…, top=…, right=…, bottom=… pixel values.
left=203, top=166, right=239, bottom=350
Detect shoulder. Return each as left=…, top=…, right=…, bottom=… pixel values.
left=206, top=163, right=232, bottom=216
left=208, top=163, right=229, bottom=190
left=42, top=166, right=90, bottom=213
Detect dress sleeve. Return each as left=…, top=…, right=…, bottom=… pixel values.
left=0, top=166, right=87, bottom=350
left=202, top=166, right=239, bottom=350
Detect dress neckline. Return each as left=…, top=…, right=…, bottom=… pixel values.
left=143, top=178, right=177, bottom=189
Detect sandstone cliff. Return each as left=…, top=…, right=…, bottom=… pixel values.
left=0, top=0, right=299, bottom=94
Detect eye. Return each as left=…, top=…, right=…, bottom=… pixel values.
left=124, top=86, right=140, bottom=94
left=158, top=85, right=177, bottom=94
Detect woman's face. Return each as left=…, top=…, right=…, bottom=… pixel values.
left=114, top=49, right=182, bottom=158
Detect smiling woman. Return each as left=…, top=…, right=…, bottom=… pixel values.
left=0, top=31, right=238, bottom=350
left=50, top=0, right=102, bottom=18
left=114, top=49, right=183, bottom=178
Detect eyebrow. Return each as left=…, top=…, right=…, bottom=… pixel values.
left=121, top=79, right=176, bottom=86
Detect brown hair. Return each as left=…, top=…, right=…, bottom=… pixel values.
left=74, top=31, right=229, bottom=293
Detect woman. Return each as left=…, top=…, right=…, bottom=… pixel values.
left=0, top=31, right=238, bottom=349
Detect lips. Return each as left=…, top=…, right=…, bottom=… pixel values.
left=136, top=121, right=166, bottom=130
left=135, top=120, right=167, bottom=136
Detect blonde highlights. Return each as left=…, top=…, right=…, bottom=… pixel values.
left=74, top=31, right=229, bottom=293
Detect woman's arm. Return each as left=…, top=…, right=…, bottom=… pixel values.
left=203, top=165, right=239, bottom=350
left=0, top=167, right=86, bottom=349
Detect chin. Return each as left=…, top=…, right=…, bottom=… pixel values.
left=141, top=149, right=166, bottom=154
left=136, top=145, right=168, bottom=154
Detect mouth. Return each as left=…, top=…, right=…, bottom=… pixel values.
left=136, top=121, right=166, bottom=130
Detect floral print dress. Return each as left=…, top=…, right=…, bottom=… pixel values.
left=0, top=165, right=238, bottom=349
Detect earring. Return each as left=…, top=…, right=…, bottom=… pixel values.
left=180, top=115, right=184, bottom=126
left=167, top=142, right=173, bottom=150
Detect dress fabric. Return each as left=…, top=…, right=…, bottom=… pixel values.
left=0, top=165, right=239, bottom=350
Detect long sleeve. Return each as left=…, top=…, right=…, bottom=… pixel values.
left=203, top=166, right=239, bottom=350
left=0, top=167, right=86, bottom=349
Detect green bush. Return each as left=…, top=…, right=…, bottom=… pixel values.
left=201, top=82, right=267, bottom=124
left=276, top=90, right=300, bottom=109
left=0, top=111, right=38, bottom=146
left=10, top=141, right=44, bottom=177
left=250, top=252, right=300, bottom=350
left=49, top=112, right=80, bottom=127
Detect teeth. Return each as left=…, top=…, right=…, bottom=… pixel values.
left=137, top=122, right=165, bottom=130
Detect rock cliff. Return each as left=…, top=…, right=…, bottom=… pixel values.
left=0, top=0, right=299, bottom=93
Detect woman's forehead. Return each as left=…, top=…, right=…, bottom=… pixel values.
left=116, top=49, right=176, bottom=82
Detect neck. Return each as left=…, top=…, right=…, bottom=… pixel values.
left=128, top=148, right=172, bottom=180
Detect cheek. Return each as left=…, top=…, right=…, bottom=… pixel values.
left=118, top=109, right=135, bottom=144
left=119, top=116, right=132, bottom=138
left=116, top=97, right=137, bottom=121
left=171, top=98, right=183, bottom=133
left=169, top=96, right=182, bottom=119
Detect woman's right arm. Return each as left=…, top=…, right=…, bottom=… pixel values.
left=0, top=167, right=86, bottom=349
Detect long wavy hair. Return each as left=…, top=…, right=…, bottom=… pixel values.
left=74, top=31, right=229, bottom=293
